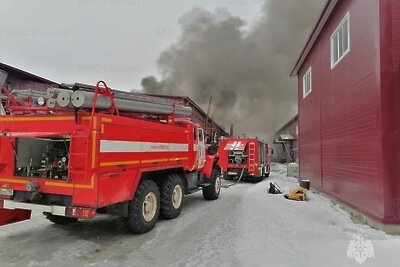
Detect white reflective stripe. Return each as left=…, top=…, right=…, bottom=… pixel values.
left=100, top=140, right=188, bottom=153
left=101, top=140, right=141, bottom=152
left=3, top=200, right=66, bottom=216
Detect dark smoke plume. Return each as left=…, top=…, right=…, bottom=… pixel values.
left=141, top=0, right=325, bottom=139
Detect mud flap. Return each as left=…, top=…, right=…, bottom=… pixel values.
left=0, top=208, right=31, bottom=226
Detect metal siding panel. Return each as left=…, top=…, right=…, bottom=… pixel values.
left=378, top=0, right=400, bottom=222
left=299, top=42, right=322, bottom=189
left=299, top=0, right=387, bottom=221
left=392, top=0, right=400, bottom=222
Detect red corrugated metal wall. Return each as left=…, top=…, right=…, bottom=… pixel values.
left=391, top=0, right=400, bottom=222
left=299, top=0, right=390, bottom=221
left=379, top=0, right=400, bottom=223
left=298, top=44, right=322, bottom=188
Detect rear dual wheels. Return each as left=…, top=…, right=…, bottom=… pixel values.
left=160, top=174, right=184, bottom=220
left=125, top=179, right=160, bottom=234
left=126, top=175, right=185, bottom=234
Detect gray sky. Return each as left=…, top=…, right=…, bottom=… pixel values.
left=0, top=0, right=263, bottom=90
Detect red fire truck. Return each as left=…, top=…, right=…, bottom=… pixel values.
left=217, top=138, right=270, bottom=182
left=0, top=82, right=221, bottom=233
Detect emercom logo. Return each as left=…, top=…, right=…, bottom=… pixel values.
left=347, top=229, right=374, bottom=264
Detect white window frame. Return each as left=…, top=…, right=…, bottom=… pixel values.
left=331, top=12, right=350, bottom=69
left=303, top=67, right=312, bottom=98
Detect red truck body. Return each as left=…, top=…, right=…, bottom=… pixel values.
left=218, top=138, right=270, bottom=182
left=0, top=82, right=221, bottom=233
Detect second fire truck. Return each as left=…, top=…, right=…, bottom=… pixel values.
left=218, top=138, right=270, bottom=182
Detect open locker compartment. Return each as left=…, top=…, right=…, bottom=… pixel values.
left=14, top=136, right=70, bottom=180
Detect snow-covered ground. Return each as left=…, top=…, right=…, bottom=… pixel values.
left=1, top=164, right=400, bottom=267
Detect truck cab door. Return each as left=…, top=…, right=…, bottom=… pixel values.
left=197, top=128, right=206, bottom=168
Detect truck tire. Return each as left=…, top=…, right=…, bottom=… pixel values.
left=44, top=213, right=78, bottom=225
left=160, top=174, right=184, bottom=220
left=125, top=179, right=160, bottom=234
left=202, top=169, right=221, bottom=200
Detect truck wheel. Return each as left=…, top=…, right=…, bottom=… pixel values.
left=125, top=179, right=160, bottom=234
left=160, top=174, right=184, bottom=220
left=202, top=169, right=221, bottom=200
left=44, top=213, right=78, bottom=225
